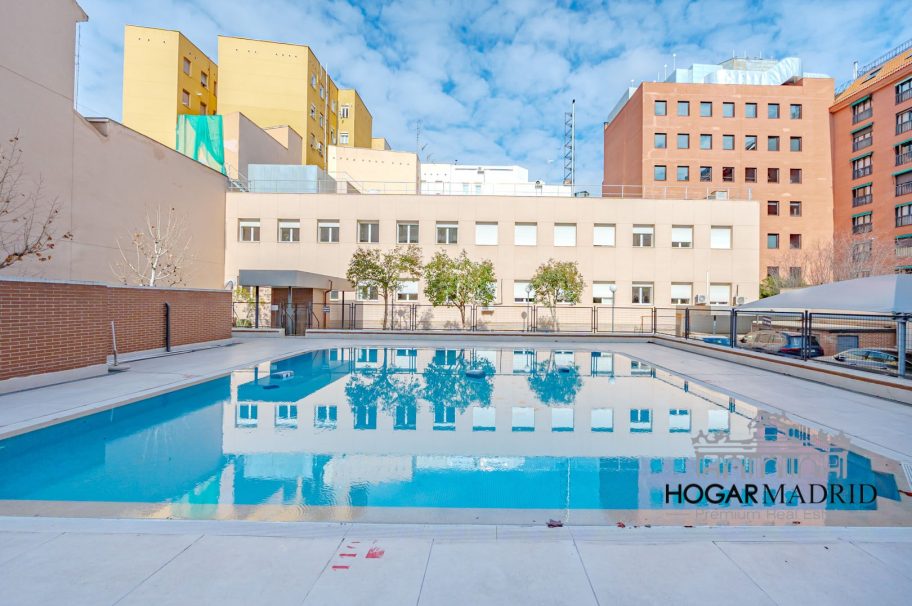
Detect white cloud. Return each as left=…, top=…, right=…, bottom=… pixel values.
left=76, top=0, right=912, bottom=188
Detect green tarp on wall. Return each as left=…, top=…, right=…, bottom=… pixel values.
left=176, top=114, right=226, bottom=175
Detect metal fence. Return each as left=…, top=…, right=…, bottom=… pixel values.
left=231, top=301, right=912, bottom=378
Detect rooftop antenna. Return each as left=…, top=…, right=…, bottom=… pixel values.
left=852, top=61, right=859, bottom=79
left=663, top=63, right=668, bottom=79
left=562, top=99, right=575, bottom=188
left=672, top=53, right=676, bottom=71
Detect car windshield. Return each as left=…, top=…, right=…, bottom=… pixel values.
left=787, top=336, right=820, bottom=348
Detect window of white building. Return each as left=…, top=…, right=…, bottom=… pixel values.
left=670, top=283, right=692, bottom=305
left=592, top=282, right=615, bottom=304
left=671, top=226, right=693, bottom=248
left=710, top=226, right=733, bottom=249
left=278, top=219, right=300, bottom=242
left=554, top=223, right=577, bottom=246
left=709, top=283, right=731, bottom=305
left=593, top=224, right=615, bottom=246
left=513, top=281, right=533, bottom=303
left=514, top=223, right=537, bottom=245
left=397, top=280, right=418, bottom=301
left=475, top=222, right=498, bottom=245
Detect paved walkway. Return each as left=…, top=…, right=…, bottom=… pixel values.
left=1, top=517, right=911, bottom=605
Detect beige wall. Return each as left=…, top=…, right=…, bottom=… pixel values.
left=337, top=89, right=372, bottom=148
left=222, top=112, right=302, bottom=182
left=327, top=145, right=420, bottom=194
left=225, top=192, right=760, bottom=306
left=0, top=1, right=226, bottom=288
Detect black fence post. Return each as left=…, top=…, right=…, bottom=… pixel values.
left=651, top=307, right=657, bottom=334
left=164, top=302, right=171, bottom=352
left=729, top=309, right=737, bottom=348
left=412, top=304, right=418, bottom=331
left=591, top=306, right=597, bottom=333
left=802, top=310, right=810, bottom=361
left=684, top=308, right=691, bottom=340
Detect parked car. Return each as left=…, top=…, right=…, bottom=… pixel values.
left=822, top=348, right=912, bottom=373
left=738, top=330, right=824, bottom=358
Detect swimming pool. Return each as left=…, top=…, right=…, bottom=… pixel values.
left=1, top=347, right=910, bottom=526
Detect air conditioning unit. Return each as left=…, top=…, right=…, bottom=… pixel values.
left=695, top=294, right=707, bottom=304
left=707, top=190, right=729, bottom=200
left=735, top=296, right=745, bottom=305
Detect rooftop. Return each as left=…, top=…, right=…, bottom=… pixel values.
left=835, top=37, right=912, bottom=101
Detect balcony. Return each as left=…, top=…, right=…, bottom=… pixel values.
left=853, top=166, right=873, bottom=179
left=852, top=193, right=872, bottom=207
left=898, top=182, right=912, bottom=197
left=853, top=223, right=873, bottom=234
left=852, top=108, right=873, bottom=124
left=852, top=137, right=873, bottom=152
left=899, top=88, right=912, bottom=104
left=897, top=151, right=912, bottom=167
left=899, top=121, right=912, bottom=135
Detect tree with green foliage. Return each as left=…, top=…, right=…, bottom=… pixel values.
left=422, top=250, right=496, bottom=328
left=345, top=245, right=422, bottom=329
left=529, top=259, right=585, bottom=329
left=527, top=356, right=583, bottom=405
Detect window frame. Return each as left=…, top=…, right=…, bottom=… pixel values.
left=397, top=221, right=419, bottom=244
left=318, top=220, right=340, bottom=243
left=436, top=222, right=458, bottom=245
left=357, top=221, right=380, bottom=244
left=277, top=219, right=301, bottom=243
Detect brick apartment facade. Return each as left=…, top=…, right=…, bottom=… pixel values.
left=603, top=61, right=834, bottom=282
left=830, top=42, right=912, bottom=275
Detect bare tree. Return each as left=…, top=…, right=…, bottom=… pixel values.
left=113, top=205, right=192, bottom=287
left=0, top=134, right=72, bottom=270
left=768, top=233, right=894, bottom=292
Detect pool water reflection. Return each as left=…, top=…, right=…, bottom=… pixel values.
left=0, top=347, right=909, bottom=526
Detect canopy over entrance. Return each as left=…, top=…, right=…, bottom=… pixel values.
left=237, top=269, right=353, bottom=292
left=738, top=275, right=912, bottom=314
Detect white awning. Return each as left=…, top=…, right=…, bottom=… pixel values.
left=238, top=270, right=352, bottom=290
left=737, top=274, right=912, bottom=314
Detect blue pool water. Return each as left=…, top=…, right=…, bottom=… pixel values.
left=0, top=347, right=909, bottom=525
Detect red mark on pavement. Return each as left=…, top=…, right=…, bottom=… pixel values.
left=331, top=565, right=350, bottom=571
left=339, top=553, right=357, bottom=557
left=366, top=547, right=385, bottom=559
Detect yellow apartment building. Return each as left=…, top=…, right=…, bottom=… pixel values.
left=337, top=89, right=373, bottom=148
left=122, top=25, right=218, bottom=148
left=372, top=137, right=392, bottom=151
left=216, top=36, right=338, bottom=169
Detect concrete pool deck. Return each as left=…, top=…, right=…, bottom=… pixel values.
left=1, top=517, right=911, bottom=605
left=2, top=336, right=912, bottom=604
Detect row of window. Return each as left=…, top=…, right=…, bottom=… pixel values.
left=181, top=56, right=215, bottom=94
left=765, top=233, right=802, bottom=250
left=238, top=219, right=736, bottom=249
left=180, top=89, right=213, bottom=115
left=236, top=402, right=731, bottom=434
left=654, top=132, right=802, bottom=152
left=350, top=279, right=737, bottom=306
left=851, top=202, right=912, bottom=233
left=851, top=94, right=912, bottom=127
left=654, top=165, right=802, bottom=184
left=654, top=100, right=802, bottom=120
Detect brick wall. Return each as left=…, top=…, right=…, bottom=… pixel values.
left=0, top=279, right=232, bottom=382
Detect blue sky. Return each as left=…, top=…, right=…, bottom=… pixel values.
left=75, top=0, right=912, bottom=187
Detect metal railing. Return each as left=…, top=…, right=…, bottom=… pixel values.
left=852, top=107, right=873, bottom=124
left=898, top=182, right=912, bottom=198
left=232, top=300, right=912, bottom=379
left=852, top=137, right=872, bottom=152
left=852, top=193, right=872, bottom=207
left=898, top=120, right=912, bottom=135
left=228, top=178, right=755, bottom=201
left=853, top=166, right=873, bottom=179
left=897, top=151, right=912, bottom=167
left=899, top=88, right=912, bottom=105
left=853, top=223, right=873, bottom=234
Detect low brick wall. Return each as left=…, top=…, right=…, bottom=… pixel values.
left=0, top=278, right=232, bottom=382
